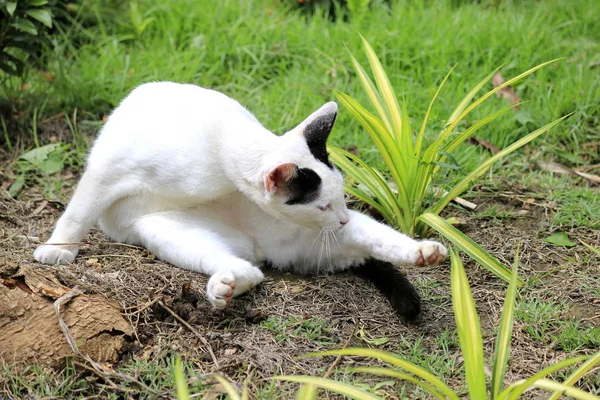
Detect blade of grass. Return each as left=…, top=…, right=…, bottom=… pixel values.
left=274, top=376, right=380, bottom=400
left=491, top=243, right=521, bottom=399
left=420, top=213, right=522, bottom=285
left=350, top=367, right=446, bottom=400
left=301, top=348, right=460, bottom=400
left=450, top=250, right=486, bottom=400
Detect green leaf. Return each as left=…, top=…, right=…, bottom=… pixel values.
left=7, top=2, right=17, bottom=16
left=431, top=115, right=568, bottom=215
left=274, top=376, right=381, bottom=400
left=173, top=357, right=190, bottom=400
left=212, top=375, right=242, bottom=400
left=580, top=241, right=600, bottom=256
left=350, top=367, right=446, bottom=400
left=532, top=379, right=600, bottom=400
left=11, top=18, right=38, bottom=35
left=296, top=384, right=318, bottom=400
left=500, top=356, right=589, bottom=400
left=27, top=0, right=49, bottom=6
left=26, top=8, right=53, bottom=28
left=542, top=232, right=577, bottom=247
left=420, top=213, right=523, bottom=286
left=491, top=243, right=521, bottom=399
left=8, top=176, right=25, bottom=198
left=20, top=143, right=66, bottom=175
left=547, top=352, right=600, bottom=400
left=450, top=250, right=487, bottom=400
left=300, top=348, right=459, bottom=400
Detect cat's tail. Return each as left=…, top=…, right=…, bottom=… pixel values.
left=352, top=258, right=421, bottom=321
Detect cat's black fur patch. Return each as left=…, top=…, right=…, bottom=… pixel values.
left=353, top=258, right=421, bottom=321
left=304, top=113, right=336, bottom=169
left=285, top=167, right=322, bottom=205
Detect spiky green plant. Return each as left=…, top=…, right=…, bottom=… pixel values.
left=275, top=246, right=600, bottom=399
left=329, top=36, right=569, bottom=285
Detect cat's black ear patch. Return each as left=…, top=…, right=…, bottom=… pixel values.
left=284, top=167, right=322, bottom=205
left=303, top=102, right=337, bottom=169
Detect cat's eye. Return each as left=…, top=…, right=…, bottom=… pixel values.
left=317, top=204, right=331, bottom=211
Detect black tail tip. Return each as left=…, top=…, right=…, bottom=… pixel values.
left=353, top=258, right=422, bottom=322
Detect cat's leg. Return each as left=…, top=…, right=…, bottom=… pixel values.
left=34, top=168, right=131, bottom=265
left=132, top=212, right=264, bottom=309
left=341, top=210, right=447, bottom=266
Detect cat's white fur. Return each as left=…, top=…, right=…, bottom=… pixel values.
left=34, top=82, right=446, bottom=309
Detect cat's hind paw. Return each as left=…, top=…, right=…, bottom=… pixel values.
left=414, top=241, right=447, bottom=266
left=34, top=245, right=77, bottom=265
left=207, top=271, right=236, bottom=309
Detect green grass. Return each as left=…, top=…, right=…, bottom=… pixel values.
left=516, top=296, right=600, bottom=352
left=261, top=315, right=335, bottom=346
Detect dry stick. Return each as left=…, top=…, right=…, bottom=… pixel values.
left=322, top=329, right=355, bottom=379
left=158, top=300, right=220, bottom=369
left=53, top=287, right=160, bottom=396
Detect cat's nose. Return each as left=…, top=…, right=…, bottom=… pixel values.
left=340, top=219, right=349, bottom=226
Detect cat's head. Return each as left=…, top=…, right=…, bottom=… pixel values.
left=262, top=102, right=350, bottom=230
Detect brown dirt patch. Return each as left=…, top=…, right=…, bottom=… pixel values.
left=0, top=170, right=599, bottom=397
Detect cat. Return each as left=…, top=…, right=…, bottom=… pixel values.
left=33, top=82, right=447, bottom=320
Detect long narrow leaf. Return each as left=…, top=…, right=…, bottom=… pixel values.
left=350, top=55, right=393, bottom=134
left=547, top=352, right=600, bottom=400
left=360, top=35, right=407, bottom=156
left=296, top=384, right=318, bottom=400
left=450, top=250, right=486, bottom=400
left=439, top=59, right=562, bottom=143
left=212, top=375, right=242, bottom=400
left=491, top=243, right=521, bottom=399
left=531, top=379, right=600, bottom=400
left=334, top=90, right=410, bottom=209
left=301, top=348, right=460, bottom=400
left=431, top=115, right=569, bottom=215
left=274, top=376, right=381, bottom=400
left=447, top=67, right=501, bottom=126
left=350, top=367, right=446, bottom=400
left=415, top=65, right=456, bottom=155
left=174, top=357, right=191, bottom=400
left=329, top=147, right=403, bottom=226
left=500, top=356, right=588, bottom=400
left=420, top=213, right=522, bottom=285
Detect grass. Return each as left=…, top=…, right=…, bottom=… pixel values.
left=1, top=0, right=599, bottom=398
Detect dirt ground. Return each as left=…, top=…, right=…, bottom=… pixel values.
left=1, top=140, right=599, bottom=398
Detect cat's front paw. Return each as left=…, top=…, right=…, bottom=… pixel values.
left=34, top=244, right=78, bottom=265
left=413, top=241, right=447, bottom=266
left=207, top=271, right=236, bottom=309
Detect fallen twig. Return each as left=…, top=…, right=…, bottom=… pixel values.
left=158, top=300, right=220, bottom=369
left=323, top=329, right=355, bottom=379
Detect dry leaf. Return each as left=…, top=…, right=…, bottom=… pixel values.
left=574, top=171, right=600, bottom=184
left=537, top=161, right=572, bottom=175
left=468, top=137, right=500, bottom=154
left=492, top=73, right=520, bottom=108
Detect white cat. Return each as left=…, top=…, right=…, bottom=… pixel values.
left=34, top=82, right=446, bottom=320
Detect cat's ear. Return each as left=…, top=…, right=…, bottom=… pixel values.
left=294, top=102, right=337, bottom=168
left=265, top=163, right=298, bottom=192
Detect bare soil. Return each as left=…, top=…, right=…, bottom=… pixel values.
left=0, top=135, right=599, bottom=398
